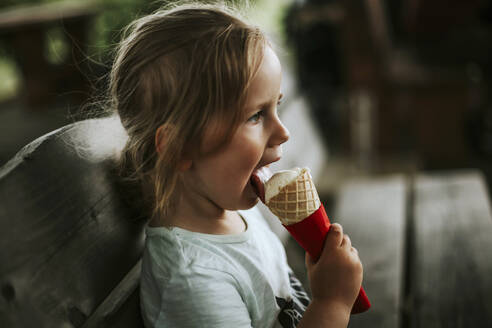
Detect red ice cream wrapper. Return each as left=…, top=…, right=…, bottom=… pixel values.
left=283, top=204, right=371, bottom=314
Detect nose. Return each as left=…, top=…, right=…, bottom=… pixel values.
left=269, top=115, right=290, bottom=147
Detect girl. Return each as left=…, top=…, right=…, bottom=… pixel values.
left=110, top=2, right=362, bottom=327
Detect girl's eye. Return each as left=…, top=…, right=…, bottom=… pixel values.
left=248, top=110, right=264, bottom=123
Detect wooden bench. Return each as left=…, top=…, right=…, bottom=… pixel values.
left=0, top=116, right=145, bottom=327
left=2, top=117, right=492, bottom=327
left=334, top=171, right=492, bottom=327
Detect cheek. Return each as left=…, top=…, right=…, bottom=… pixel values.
left=216, top=138, right=263, bottom=187
left=198, top=127, right=265, bottom=190
left=233, top=135, right=263, bottom=170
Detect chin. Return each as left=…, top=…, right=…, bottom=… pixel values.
left=237, top=197, right=260, bottom=210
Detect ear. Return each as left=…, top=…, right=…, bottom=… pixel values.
left=155, top=124, right=170, bottom=155
left=155, top=124, right=193, bottom=171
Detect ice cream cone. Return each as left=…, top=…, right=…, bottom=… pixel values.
left=266, top=168, right=321, bottom=225
left=263, top=167, right=371, bottom=314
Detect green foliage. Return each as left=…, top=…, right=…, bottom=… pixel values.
left=89, top=0, right=260, bottom=62
left=0, top=0, right=263, bottom=63
left=0, top=0, right=276, bottom=101
left=0, top=0, right=167, bottom=100
left=89, top=0, right=166, bottom=63
left=0, top=1, right=167, bottom=62
left=0, top=56, right=20, bottom=101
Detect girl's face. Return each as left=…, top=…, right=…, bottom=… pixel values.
left=182, top=46, right=290, bottom=213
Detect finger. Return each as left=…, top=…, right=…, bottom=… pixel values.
left=341, top=234, right=352, bottom=248
left=331, top=223, right=343, bottom=233
left=327, top=223, right=344, bottom=247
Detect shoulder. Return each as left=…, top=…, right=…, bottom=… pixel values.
left=141, top=225, right=238, bottom=278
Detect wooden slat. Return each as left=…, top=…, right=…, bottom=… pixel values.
left=334, top=175, right=407, bottom=327
left=411, top=171, right=492, bottom=326
left=0, top=117, right=146, bottom=327
left=82, top=260, right=143, bottom=328
left=0, top=2, right=97, bottom=31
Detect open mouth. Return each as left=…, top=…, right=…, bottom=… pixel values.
left=250, top=166, right=272, bottom=203
left=250, top=174, right=264, bottom=202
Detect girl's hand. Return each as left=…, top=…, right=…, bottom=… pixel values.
left=305, top=223, right=363, bottom=313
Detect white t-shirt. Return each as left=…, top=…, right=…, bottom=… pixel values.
left=140, top=206, right=310, bottom=328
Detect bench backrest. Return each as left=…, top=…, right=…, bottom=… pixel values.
left=0, top=116, right=145, bottom=327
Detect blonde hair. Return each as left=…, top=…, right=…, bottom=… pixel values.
left=110, top=2, right=267, bottom=221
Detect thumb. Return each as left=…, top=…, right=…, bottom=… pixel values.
left=306, top=223, right=343, bottom=267
left=325, top=223, right=344, bottom=249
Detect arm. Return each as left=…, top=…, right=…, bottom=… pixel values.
left=297, top=223, right=363, bottom=328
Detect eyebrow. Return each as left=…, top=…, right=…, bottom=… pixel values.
left=253, top=93, right=283, bottom=109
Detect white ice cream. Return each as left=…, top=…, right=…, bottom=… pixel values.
left=264, top=167, right=305, bottom=203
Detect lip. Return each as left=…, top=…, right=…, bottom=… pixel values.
left=254, top=156, right=281, bottom=171
left=249, top=170, right=265, bottom=202
left=249, top=157, right=281, bottom=201
left=254, top=155, right=282, bottom=180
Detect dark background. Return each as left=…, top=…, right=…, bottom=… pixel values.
left=1, top=0, right=491, bottom=188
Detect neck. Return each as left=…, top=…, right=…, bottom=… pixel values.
left=153, top=190, right=246, bottom=235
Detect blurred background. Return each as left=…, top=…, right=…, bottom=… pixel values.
left=1, top=0, right=492, bottom=189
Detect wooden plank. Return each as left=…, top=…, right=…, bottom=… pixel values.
left=0, top=117, right=146, bottom=327
left=333, top=175, right=407, bottom=327
left=410, top=171, right=492, bottom=327
left=0, top=2, right=97, bottom=32
left=82, top=260, right=143, bottom=328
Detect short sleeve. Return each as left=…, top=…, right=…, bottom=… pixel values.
left=151, top=267, right=252, bottom=328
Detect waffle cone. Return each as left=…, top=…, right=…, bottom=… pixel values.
left=266, top=169, right=321, bottom=225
